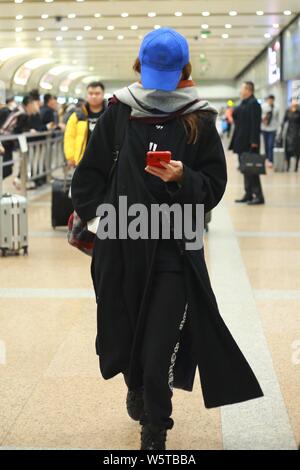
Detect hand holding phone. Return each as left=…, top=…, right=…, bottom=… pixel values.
left=146, top=151, right=171, bottom=169
left=145, top=151, right=183, bottom=183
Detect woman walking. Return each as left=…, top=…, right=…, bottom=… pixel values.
left=281, top=98, right=300, bottom=172
left=71, top=28, right=263, bottom=450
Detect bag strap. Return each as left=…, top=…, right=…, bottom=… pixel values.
left=106, top=102, right=131, bottom=184
left=112, top=102, right=131, bottom=163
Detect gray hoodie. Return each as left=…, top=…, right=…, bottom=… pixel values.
left=113, top=81, right=218, bottom=119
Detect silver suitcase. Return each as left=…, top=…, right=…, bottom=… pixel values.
left=273, top=147, right=285, bottom=172
left=0, top=193, right=28, bottom=256
left=0, top=155, right=28, bottom=256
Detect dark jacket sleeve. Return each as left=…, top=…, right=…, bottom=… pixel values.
left=13, top=113, right=30, bottom=134
left=165, top=118, right=227, bottom=213
left=250, top=100, right=262, bottom=146
left=71, top=104, right=116, bottom=224
left=41, top=108, right=54, bottom=125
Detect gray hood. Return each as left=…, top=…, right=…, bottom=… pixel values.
left=114, top=81, right=218, bottom=119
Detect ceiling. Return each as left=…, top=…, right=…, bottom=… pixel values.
left=0, top=0, right=299, bottom=96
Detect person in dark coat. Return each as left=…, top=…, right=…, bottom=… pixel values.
left=280, top=98, right=300, bottom=172
left=40, top=94, right=62, bottom=130
left=229, top=81, right=265, bottom=205
left=0, top=98, right=18, bottom=179
left=71, top=28, right=263, bottom=450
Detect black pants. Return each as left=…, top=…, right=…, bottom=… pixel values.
left=125, top=271, right=187, bottom=430
left=244, top=173, right=264, bottom=200
left=285, top=150, right=300, bottom=171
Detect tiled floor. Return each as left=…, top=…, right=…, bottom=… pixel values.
left=0, top=145, right=299, bottom=450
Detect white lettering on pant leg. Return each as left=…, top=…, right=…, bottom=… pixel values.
left=168, top=302, right=188, bottom=392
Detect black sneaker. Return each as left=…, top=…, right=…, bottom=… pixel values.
left=126, top=387, right=144, bottom=421
left=235, top=195, right=252, bottom=203
left=247, top=197, right=265, bottom=205
left=140, top=423, right=167, bottom=450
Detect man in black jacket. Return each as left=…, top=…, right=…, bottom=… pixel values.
left=229, top=81, right=265, bottom=205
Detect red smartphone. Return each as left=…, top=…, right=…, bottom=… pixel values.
left=146, top=151, right=171, bottom=169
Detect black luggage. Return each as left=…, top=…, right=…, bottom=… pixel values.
left=240, top=152, right=266, bottom=175
left=51, top=176, right=73, bottom=228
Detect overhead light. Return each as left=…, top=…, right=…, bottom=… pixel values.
left=174, top=12, right=183, bottom=17
left=222, top=33, right=229, bottom=39
left=61, top=26, right=68, bottom=31
left=15, top=27, right=23, bottom=32
left=38, top=26, right=45, bottom=32
left=107, top=25, right=115, bottom=30
left=68, top=13, right=76, bottom=19
left=45, top=0, right=54, bottom=3
left=97, top=35, right=104, bottom=40
left=256, top=11, right=264, bottom=16
left=41, top=14, right=49, bottom=19
left=94, top=13, right=101, bottom=18
left=202, top=11, right=210, bottom=17
left=121, top=12, right=129, bottom=18
left=154, top=25, right=161, bottom=30
left=84, top=26, right=92, bottom=31
left=131, top=25, right=138, bottom=30
left=56, top=36, right=63, bottom=41
left=264, top=33, right=271, bottom=39
left=35, top=37, right=41, bottom=42
left=76, top=0, right=85, bottom=2
left=273, top=23, right=280, bottom=28
left=225, top=24, right=232, bottom=29
left=201, top=24, right=209, bottom=29
left=76, top=35, right=83, bottom=41
left=283, top=10, right=292, bottom=16
left=229, top=11, right=237, bottom=16
left=147, top=12, right=156, bottom=17
left=16, top=15, right=23, bottom=20
left=117, top=35, right=124, bottom=40
left=15, top=0, right=23, bottom=3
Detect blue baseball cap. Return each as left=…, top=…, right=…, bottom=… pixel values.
left=138, top=27, right=190, bottom=92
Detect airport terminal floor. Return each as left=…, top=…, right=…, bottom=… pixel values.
left=0, top=145, right=299, bottom=450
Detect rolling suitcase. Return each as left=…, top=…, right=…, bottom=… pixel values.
left=0, top=155, right=28, bottom=256
left=273, top=147, right=285, bottom=172
left=51, top=175, right=73, bottom=228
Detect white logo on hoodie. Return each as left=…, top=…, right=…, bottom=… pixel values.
left=149, top=142, right=158, bottom=151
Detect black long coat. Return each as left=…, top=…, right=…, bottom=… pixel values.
left=229, top=95, right=262, bottom=154
left=71, top=101, right=264, bottom=408
left=282, top=107, right=300, bottom=156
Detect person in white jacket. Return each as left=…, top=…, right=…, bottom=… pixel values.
left=261, top=94, right=280, bottom=167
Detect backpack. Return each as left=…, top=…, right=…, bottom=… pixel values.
left=1, top=107, right=23, bottom=135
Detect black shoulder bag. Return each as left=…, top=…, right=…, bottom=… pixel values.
left=240, top=150, right=266, bottom=175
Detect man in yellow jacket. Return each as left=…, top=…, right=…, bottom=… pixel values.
left=64, top=81, right=106, bottom=167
